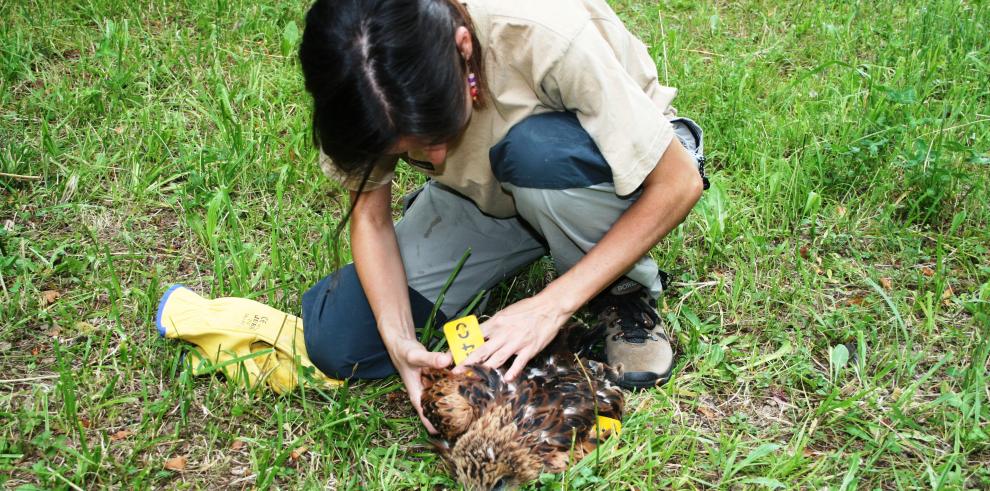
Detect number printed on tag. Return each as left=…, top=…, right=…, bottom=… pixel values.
left=443, top=315, right=486, bottom=366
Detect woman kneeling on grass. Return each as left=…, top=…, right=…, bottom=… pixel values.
left=297, top=0, right=707, bottom=432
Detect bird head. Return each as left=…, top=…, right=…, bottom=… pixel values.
left=437, top=405, right=542, bottom=490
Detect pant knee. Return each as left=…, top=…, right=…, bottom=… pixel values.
left=301, top=264, right=448, bottom=380
left=506, top=185, right=561, bottom=222
left=301, top=265, right=390, bottom=379
left=490, top=111, right=612, bottom=190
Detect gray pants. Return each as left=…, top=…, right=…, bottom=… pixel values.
left=301, top=112, right=704, bottom=379
left=398, top=181, right=659, bottom=314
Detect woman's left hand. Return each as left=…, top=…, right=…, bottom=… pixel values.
left=452, top=290, right=575, bottom=381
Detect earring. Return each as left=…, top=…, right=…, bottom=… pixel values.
left=468, top=72, right=478, bottom=102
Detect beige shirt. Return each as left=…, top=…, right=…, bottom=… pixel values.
left=320, top=0, right=678, bottom=218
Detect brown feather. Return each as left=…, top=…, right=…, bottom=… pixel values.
left=421, top=331, right=625, bottom=490
left=421, top=367, right=493, bottom=440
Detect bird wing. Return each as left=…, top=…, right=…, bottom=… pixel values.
left=508, top=356, right=625, bottom=472
left=582, top=358, right=625, bottom=420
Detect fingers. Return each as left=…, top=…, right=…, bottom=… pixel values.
left=401, top=368, right=439, bottom=434
left=481, top=343, right=517, bottom=371
left=453, top=337, right=502, bottom=374
left=480, top=318, right=494, bottom=339
left=405, top=377, right=423, bottom=411
left=433, top=351, right=452, bottom=368
left=504, top=351, right=531, bottom=382
left=411, top=392, right=438, bottom=434
left=416, top=405, right=438, bottom=434
left=407, top=345, right=452, bottom=369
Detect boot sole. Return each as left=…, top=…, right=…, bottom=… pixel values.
left=618, top=369, right=672, bottom=390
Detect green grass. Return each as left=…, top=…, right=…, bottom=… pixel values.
left=2, top=0, right=988, bottom=488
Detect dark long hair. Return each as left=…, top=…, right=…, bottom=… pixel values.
left=299, top=0, right=486, bottom=274
left=299, top=0, right=486, bottom=180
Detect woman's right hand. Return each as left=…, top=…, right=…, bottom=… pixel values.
left=387, top=337, right=452, bottom=434
left=348, top=184, right=452, bottom=433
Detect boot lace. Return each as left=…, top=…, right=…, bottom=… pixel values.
left=594, top=292, right=659, bottom=344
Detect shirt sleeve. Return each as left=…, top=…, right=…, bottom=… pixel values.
left=318, top=151, right=397, bottom=192
left=540, top=22, right=676, bottom=196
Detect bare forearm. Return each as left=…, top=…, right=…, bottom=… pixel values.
left=546, top=138, right=704, bottom=311
left=459, top=141, right=702, bottom=380
left=349, top=187, right=416, bottom=345
left=349, top=187, right=452, bottom=433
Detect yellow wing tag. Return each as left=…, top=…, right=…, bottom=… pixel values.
left=596, top=416, right=622, bottom=436
left=443, top=315, right=485, bottom=365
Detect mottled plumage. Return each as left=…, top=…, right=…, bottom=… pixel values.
left=421, top=340, right=624, bottom=491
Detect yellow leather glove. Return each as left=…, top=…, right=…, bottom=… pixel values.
left=156, top=285, right=342, bottom=394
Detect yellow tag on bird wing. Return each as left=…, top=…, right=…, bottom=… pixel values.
left=595, top=416, right=622, bottom=436
left=443, top=315, right=485, bottom=365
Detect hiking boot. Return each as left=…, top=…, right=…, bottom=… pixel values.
left=588, top=277, right=673, bottom=389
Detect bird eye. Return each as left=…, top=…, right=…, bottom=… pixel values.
left=492, top=477, right=508, bottom=491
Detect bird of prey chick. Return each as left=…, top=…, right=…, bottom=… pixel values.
left=421, top=347, right=624, bottom=490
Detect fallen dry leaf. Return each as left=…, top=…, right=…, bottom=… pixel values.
left=697, top=406, right=717, bottom=421
left=40, top=290, right=61, bottom=306
left=230, top=439, right=246, bottom=451
left=164, top=456, right=187, bottom=471
left=110, top=430, right=133, bottom=442
left=289, top=446, right=308, bottom=461
left=880, top=277, right=893, bottom=290
left=79, top=416, right=91, bottom=429
left=921, top=267, right=935, bottom=277
left=941, top=285, right=954, bottom=300
left=847, top=296, right=866, bottom=307
left=799, top=244, right=811, bottom=260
